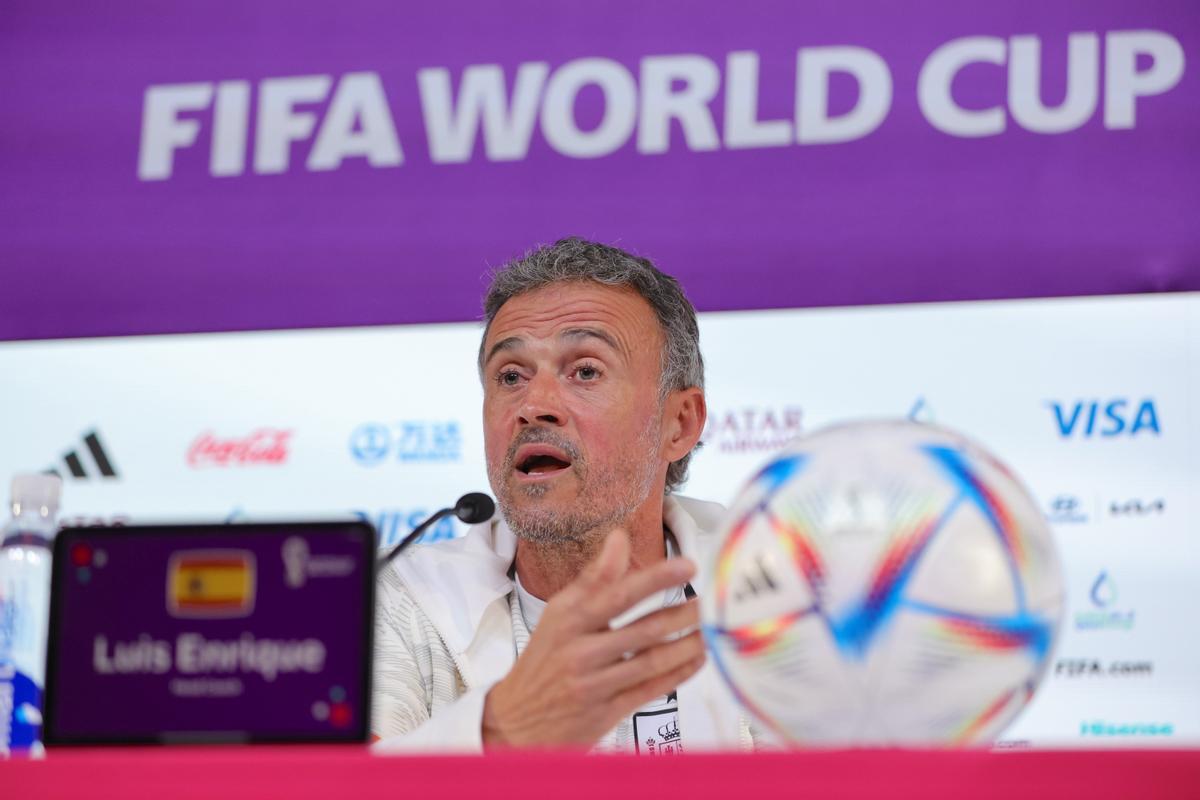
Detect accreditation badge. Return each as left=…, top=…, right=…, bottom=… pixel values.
left=633, top=704, right=683, bottom=755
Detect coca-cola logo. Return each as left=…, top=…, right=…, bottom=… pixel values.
left=187, top=428, right=292, bottom=467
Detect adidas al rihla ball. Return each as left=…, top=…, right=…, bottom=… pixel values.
left=700, top=419, right=1064, bottom=746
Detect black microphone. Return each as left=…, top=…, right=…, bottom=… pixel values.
left=376, top=492, right=495, bottom=570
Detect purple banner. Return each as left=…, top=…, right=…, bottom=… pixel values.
left=2, top=1, right=1197, bottom=341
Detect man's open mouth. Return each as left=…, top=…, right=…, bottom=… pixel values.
left=514, top=445, right=573, bottom=476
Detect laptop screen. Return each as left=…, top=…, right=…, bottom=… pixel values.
left=44, top=522, right=374, bottom=745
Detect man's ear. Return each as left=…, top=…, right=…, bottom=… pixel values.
left=662, top=388, right=706, bottom=463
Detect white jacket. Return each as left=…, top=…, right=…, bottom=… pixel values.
left=371, top=494, right=753, bottom=753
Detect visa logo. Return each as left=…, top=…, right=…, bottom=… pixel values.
left=354, top=509, right=458, bottom=549
left=1049, top=399, right=1160, bottom=438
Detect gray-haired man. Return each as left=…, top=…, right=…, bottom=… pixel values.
left=373, top=238, right=752, bottom=752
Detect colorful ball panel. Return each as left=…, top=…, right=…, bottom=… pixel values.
left=701, top=420, right=1064, bottom=746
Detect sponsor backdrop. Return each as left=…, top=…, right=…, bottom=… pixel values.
left=1, top=1, right=1198, bottom=749
left=0, top=293, right=1195, bottom=746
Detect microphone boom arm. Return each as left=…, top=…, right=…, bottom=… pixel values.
left=375, top=492, right=495, bottom=571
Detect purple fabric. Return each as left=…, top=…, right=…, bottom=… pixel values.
left=1, top=1, right=1196, bottom=341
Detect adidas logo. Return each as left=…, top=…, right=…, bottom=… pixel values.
left=733, top=553, right=780, bottom=602
left=47, top=430, right=119, bottom=480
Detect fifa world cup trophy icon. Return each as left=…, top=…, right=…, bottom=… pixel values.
left=282, top=537, right=309, bottom=588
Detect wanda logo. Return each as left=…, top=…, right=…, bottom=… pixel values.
left=187, top=428, right=292, bottom=467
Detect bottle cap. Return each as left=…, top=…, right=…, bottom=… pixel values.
left=10, top=473, right=63, bottom=516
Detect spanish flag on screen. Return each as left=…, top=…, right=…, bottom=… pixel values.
left=167, top=550, right=257, bottom=618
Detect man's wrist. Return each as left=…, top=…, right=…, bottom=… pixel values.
left=481, top=684, right=509, bottom=749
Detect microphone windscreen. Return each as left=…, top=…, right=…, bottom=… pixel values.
left=454, top=492, right=496, bottom=525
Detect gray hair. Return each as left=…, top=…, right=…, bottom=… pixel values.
left=480, top=237, right=704, bottom=493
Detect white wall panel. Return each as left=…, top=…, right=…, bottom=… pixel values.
left=1, top=292, right=1194, bottom=747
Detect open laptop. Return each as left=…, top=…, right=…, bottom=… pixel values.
left=43, top=521, right=375, bottom=746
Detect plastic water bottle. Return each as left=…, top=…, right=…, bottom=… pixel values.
left=0, top=474, right=61, bottom=758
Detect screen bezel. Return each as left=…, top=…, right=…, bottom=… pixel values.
left=42, top=521, right=376, bottom=747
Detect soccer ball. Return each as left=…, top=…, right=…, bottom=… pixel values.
left=701, top=420, right=1063, bottom=746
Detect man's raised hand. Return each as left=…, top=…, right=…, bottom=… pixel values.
left=481, top=530, right=705, bottom=748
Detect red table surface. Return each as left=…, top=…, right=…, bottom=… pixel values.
left=3, top=747, right=1199, bottom=799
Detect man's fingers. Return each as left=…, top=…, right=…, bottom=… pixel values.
left=587, top=630, right=706, bottom=698
left=553, top=530, right=695, bottom=632
left=611, top=650, right=707, bottom=713
left=576, top=556, right=696, bottom=627
left=573, top=530, right=630, bottom=593
left=567, top=600, right=698, bottom=671
left=592, top=599, right=700, bottom=661
left=550, top=531, right=631, bottom=622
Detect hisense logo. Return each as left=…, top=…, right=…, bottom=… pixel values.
left=1080, top=720, right=1173, bottom=737
left=46, top=430, right=119, bottom=480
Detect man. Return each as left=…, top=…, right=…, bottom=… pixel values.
left=373, top=238, right=751, bottom=752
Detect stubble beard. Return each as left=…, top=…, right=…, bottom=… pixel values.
left=488, top=419, right=663, bottom=563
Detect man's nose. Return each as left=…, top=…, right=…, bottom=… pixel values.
left=517, top=372, right=567, bottom=426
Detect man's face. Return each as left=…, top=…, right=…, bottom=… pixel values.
left=481, top=281, right=667, bottom=543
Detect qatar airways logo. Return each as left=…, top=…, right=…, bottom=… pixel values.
left=137, top=30, right=1184, bottom=180
left=186, top=429, right=293, bottom=468
left=704, top=407, right=802, bottom=454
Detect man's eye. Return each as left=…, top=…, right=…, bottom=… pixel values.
left=499, top=370, right=522, bottom=386
left=575, top=365, right=600, bottom=381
